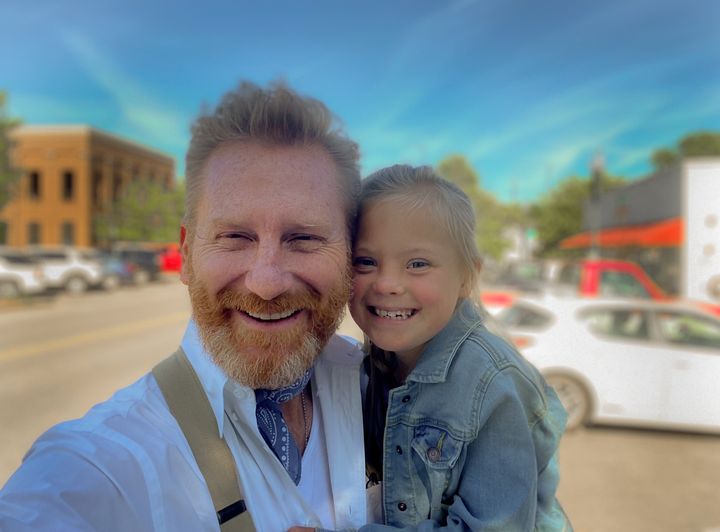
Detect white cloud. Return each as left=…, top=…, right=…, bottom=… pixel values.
left=60, top=30, right=188, bottom=153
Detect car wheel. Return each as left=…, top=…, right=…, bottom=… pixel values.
left=545, top=374, right=591, bottom=430
left=65, top=276, right=89, bottom=295
left=101, top=275, right=120, bottom=291
left=133, top=270, right=150, bottom=285
left=0, top=281, right=20, bottom=299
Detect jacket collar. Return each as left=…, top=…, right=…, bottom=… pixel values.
left=406, top=299, right=485, bottom=384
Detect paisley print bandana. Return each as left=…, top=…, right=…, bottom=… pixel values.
left=254, top=368, right=313, bottom=484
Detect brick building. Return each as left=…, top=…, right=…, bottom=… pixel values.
left=0, top=125, right=175, bottom=247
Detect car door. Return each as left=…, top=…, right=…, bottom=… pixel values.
left=578, top=307, right=673, bottom=425
left=652, top=309, right=720, bottom=429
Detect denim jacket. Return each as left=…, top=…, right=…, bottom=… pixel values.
left=360, top=300, right=572, bottom=531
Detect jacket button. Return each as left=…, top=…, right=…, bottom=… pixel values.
left=401, top=395, right=411, bottom=403
left=395, top=446, right=403, bottom=455
left=398, top=502, right=407, bottom=511
left=427, top=447, right=441, bottom=462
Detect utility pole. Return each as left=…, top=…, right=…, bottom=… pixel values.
left=589, top=152, right=604, bottom=259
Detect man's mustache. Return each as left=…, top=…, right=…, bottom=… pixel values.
left=216, top=287, right=323, bottom=317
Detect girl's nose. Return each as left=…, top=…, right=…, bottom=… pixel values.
left=373, top=273, right=405, bottom=296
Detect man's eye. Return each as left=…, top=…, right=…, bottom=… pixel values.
left=288, top=234, right=323, bottom=250
left=216, top=232, right=254, bottom=249
left=352, top=257, right=376, bottom=271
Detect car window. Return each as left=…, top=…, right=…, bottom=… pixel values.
left=599, top=271, right=650, bottom=298
left=655, top=311, right=720, bottom=349
left=557, top=264, right=580, bottom=286
left=580, top=308, right=650, bottom=340
left=33, top=252, right=67, bottom=260
left=0, top=254, right=37, bottom=265
left=498, top=304, right=552, bottom=328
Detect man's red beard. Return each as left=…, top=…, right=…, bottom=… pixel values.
left=187, top=260, right=350, bottom=389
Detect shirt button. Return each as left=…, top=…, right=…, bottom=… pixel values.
left=401, top=395, right=411, bottom=403
left=427, top=447, right=441, bottom=462
left=398, top=502, right=407, bottom=512
left=395, top=446, right=403, bottom=455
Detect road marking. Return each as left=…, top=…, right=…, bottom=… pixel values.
left=0, top=312, right=189, bottom=364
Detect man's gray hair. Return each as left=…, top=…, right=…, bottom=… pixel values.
left=184, top=80, right=361, bottom=236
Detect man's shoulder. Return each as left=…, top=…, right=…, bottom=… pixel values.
left=318, top=334, right=364, bottom=367
left=32, top=371, right=179, bottom=453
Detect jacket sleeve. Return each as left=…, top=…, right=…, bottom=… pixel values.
left=355, top=366, right=572, bottom=532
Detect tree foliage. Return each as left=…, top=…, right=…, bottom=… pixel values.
left=0, top=91, right=21, bottom=211
left=651, top=131, right=720, bottom=170
left=94, top=180, right=184, bottom=244
left=436, top=154, right=516, bottom=260
left=531, top=172, right=625, bottom=255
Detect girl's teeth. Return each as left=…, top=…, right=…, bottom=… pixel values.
left=375, top=308, right=413, bottom=319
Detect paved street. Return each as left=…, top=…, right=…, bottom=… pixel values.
left=1, top=280, right=719, bottom=531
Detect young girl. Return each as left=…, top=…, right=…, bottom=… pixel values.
left=351, top=165, right=571, bottom=530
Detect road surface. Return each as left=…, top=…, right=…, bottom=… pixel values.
left=1, top=279, right=719, bottom=531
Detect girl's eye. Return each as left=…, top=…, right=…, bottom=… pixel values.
left=352, top=256, right=376, bottom=272
left=408, top=259, right=430, bottom=270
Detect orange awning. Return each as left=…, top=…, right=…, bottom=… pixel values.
left=559, top=217, right=682, bottom=249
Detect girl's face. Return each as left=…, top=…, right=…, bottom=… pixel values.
left=350, top=199, right=468, bottom=365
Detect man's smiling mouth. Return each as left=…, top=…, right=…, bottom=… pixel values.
left=370, top=307, right=417, bottom=320
left=243, top=308, right=302, bottom=322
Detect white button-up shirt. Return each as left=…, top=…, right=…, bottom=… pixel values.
left=0, top=321, right=368, bottom=532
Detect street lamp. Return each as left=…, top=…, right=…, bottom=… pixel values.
left=589, top=152, right=605, bottom=259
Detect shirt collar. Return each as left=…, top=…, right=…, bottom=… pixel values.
left=180, top=319, right=232, bottom=437
left=406, top=299, right=485, bottom=384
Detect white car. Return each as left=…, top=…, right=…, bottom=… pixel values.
left=497, top=295, right=720, bottom=433
left=27, top=247, right=105, bottom=294
left=0, top=248, right=47, bottom=298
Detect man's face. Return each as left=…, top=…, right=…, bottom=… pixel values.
left=180, top=140, right=351, bottom=389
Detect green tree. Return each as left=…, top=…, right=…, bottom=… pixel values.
left=94, top=180, right=184, bottom=245
left=436, top=154, right=512, bottom=260
left=0, top=91, right=21, bottom=211
left=531, top=172, right=625, bottom=255
left=651, top=131, right=720, bottom=170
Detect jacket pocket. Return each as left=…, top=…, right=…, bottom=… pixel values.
left=410, top=425, right=465, bottom=521
left=411, top=425, right=464, bottom=470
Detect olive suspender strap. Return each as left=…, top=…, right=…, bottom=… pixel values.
left=152, top=348, right=256, bottom=531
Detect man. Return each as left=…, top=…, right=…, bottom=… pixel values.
left=0, top=82, right=367, bottom=531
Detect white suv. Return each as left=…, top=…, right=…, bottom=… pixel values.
left=0, top=248, right=47, bottom=298
left=27, top=247, right=105, bottom=294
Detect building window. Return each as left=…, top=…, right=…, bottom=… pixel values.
left=28, top=171, right=41, bottom=200
left=63, top=170, right=75, bottom=201
left=92, top=170, right=102, bottom=204
left=0, top=221, right=7, bottom=245
left=61, top=222, right=75, bottom=245
left=27, top=222, right=41, bottom=245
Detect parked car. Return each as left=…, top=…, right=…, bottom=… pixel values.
left=26, top=247, right=106, bottom=294
left=159, top=244, right=182, bottom=273
left=497, top=295, right=720, bottom=434
left=97, top=250, right=135, bottom=288
left=0, top=247, right=47, bottom=298
left=112, top=247, right=162, bottom=284
left=482, top=258, right=667, bottom=315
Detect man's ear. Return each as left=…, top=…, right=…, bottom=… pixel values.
left=179, top=225, right=190, bottom=285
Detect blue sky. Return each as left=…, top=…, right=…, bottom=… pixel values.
left=2, top=0, right=719, bottom=202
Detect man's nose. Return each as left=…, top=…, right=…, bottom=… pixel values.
left=244, top=247, right=292, bottom=301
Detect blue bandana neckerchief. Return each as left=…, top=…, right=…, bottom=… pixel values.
left=254, top=369, right=313, bottom=485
